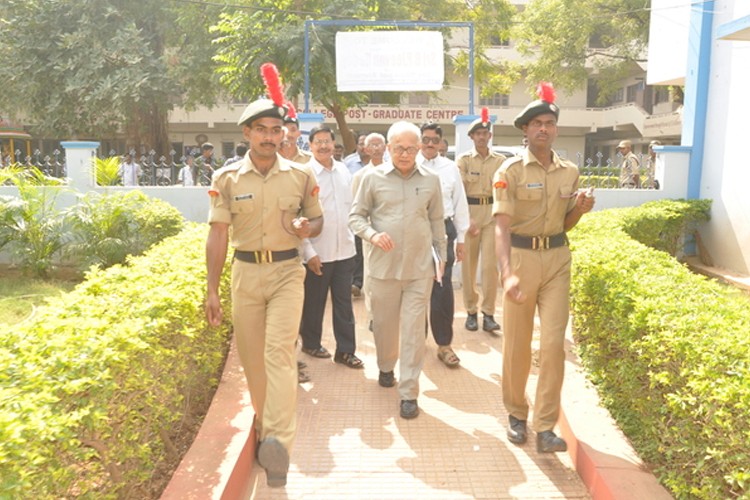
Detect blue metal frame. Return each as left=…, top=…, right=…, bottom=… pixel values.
left=682, top=1, right=714, bottom=199
left=303, top=20, right=475, bottom=114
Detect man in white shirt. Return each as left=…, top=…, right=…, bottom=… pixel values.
left=177, top=155, right=196, bottom=186
left=300, top=126, right=363, bottom=369
left=119, top=153, right=141, bottom=186
left=417, top=123, right=470, bottom=368
left=351, top=133, right=387, bottom=329
left=344, top=132, right=370, bottom=175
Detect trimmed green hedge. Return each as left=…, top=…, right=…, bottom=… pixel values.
left=570, top=199, right=750, bottom=499
left=0, top=223, right=232, bottom=499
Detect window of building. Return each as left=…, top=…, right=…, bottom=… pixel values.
left=489, top=34, right=510, bottom=46
left=479, top=91, right=509, bottom=107
left=408, top=92, right=429, bottom=105
left=222, top=142, right=235, bottom=159
left=626, top=83, right=642, bottom=103
left=653, top=86, right=670, bottom=105
left=613, top=88, right=624, bottom=103
left=366, top=92, right=399, bottom=105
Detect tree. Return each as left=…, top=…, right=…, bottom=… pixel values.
left=0, top=0, right=222, bottom=154
left=511, top=0, right=650, bottom=101
left=213, top=0, right=513, bottom=152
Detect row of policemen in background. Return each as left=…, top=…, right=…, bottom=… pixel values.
left=204, top=63, right=595, bottom=487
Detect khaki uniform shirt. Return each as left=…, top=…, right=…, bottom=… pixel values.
left=349, top=162, right=446, bottom=280
left=492, top=150, right=579, bottom=237
left=619, top=152, right=640, bottom=186
left=208, top=155, right=323, bottom=251
left=289, top=148, right=312, bottom=165
left=458, top=148, right=506, bottom=228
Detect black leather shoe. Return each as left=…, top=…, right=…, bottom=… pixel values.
left=378, top=370, right=395, bottom=388
left=257, top=436, right=289, bottom=487
left=465, top=313, right=478, bottom=331
left=483, top=314, right=501, bottom=332
left=400, top=399, right=419, bottom=419
left=507, top=415, right=528, bottom=444
left=536, top=430, right=567, bottom=453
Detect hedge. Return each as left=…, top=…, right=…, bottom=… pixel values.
left=0, top=223, right=232, bottom=499
left=570, top=199, right=750, bottom=499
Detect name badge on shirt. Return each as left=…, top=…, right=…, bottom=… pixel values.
left=526, top=183, right=544, bottom=189
left=234, top=193, right=254, bottom=201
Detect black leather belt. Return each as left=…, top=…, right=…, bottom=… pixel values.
left=467, top=196, right=492, bottom=205
left=234, top=249, right=298, bottom=263
left=510, top=233, right=568, bottom=250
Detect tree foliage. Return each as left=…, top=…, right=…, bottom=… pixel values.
left=213, top=0, right=515, bottom=151
left=0, top=0, right=222, bottom=154
left=512, top=0, right=650, bottom=101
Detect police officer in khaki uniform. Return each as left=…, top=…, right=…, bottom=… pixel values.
left=493, top=85, right=594, bottom=453
left=457, top=113, right=505, bottom=333
left=280, top=107, right=313, bottom=164
left=617, top=139, right=640, bottom=188
left=205, top=97, right=323, bottom=487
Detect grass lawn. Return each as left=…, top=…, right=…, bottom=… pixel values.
left=0, top=274, right=77, bottom=326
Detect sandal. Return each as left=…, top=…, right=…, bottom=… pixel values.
left=437, top=346, right=460, bottom=368
left=301, top=346, right=331, bottom=358
left=298, top=368, right=311, bottom=384
left=334, top=351, right=364, bottom=369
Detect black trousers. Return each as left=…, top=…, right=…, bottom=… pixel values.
left=352, top=236, right=364, bottom=289
left=300, top=256, right=357, bottom=354
left=429, top=218, right=457, bottom=346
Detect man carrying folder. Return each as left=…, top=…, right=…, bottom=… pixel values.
left=349, top=121, right=446, bottom=420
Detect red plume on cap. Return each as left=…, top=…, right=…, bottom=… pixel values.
left=536, top=81, right=556, bottom=104
left=286, top=101, right=298, bottom=120
left=481, top=107, right=490, bottom=125
left=261, top=63, right=286, bottom=107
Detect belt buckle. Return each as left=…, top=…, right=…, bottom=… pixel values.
left=254, top=251, right=271, bottom=263
left=532, top=236, right=549, bottom=250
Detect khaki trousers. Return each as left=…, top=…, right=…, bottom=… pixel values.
left=462, top=218, right=499, bottom=315
left=232, top=258, right=305, bottom=452
left=369, top=276, right=433, bottom=401
left=502, top=245, right=571, bottom=432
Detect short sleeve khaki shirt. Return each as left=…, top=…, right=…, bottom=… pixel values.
left=208, top=155, right=323, bottom=251
left=458, top=148, right=506, bottom=197
left=492, top=150, right=579, bottom=237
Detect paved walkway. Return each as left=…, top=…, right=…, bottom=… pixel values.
left=245, top=288, right=590, bottom=499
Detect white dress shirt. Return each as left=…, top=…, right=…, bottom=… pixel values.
left=417, top=152, right=470, bottom=244
left=302, top=158, right=357, bottom=262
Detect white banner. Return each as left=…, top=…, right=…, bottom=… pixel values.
left=335, top=31, right=445, bottom=91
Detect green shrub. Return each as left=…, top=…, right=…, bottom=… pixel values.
left=0, top=166, right=67, bottom=277
left=570, top=199, right=750, bottom=499
left=93, top=156, right=123, bottom=186
left=65, top=191, right=184, bottom=270
left=0, top=223, right=232, bottom=498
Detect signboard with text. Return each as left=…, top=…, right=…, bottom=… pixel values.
left=335, top=31, right=445, bottom=91
left=311, top=106, right=465, bottom=124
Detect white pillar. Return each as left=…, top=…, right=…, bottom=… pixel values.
left=61, top=141, right=99, bottom=192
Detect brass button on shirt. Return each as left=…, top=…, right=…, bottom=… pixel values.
left=208, top=156, right=323, bottom=251
left=492, top=150, right=579, bottom=237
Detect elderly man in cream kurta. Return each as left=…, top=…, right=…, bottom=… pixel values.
left=349, top=121, right=446, bottom=420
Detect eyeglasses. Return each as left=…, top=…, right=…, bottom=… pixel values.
left=421, top=136, right=441, bottom=145
left=312, top=139, right=332, bottom=146
left=392, top=146, right=419, bottom=156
